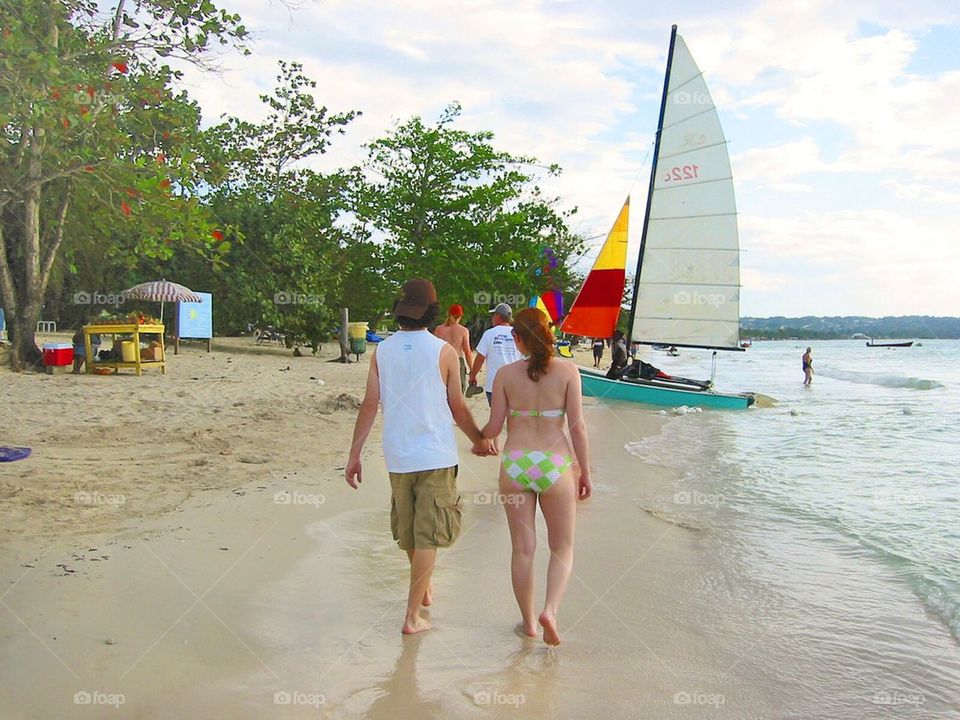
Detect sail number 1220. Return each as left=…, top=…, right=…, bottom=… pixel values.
left=663, top=165, right=700, bottom=182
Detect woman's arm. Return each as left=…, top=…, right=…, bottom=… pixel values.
left=564, top=365, right=592, bottom=499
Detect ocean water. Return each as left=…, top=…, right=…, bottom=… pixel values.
left=624, top=339, right=960, bottom=716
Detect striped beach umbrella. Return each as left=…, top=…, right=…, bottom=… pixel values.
left=122, top=279, right=202, bottom=322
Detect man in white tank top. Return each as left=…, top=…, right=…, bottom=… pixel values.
left=346, top=278, right=497, bottom=635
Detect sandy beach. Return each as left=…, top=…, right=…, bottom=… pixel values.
left=0, top=337, right=736, bottom=718
left=4, top=337, right=959, bottom=718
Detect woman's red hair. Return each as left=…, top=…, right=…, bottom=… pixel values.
left=512, top=307, right=555, bottom=381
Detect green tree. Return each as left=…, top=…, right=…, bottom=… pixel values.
left=352, top=103, right=584, bottom=328
left=188, top=61, right=361, bottom=345
left=0, top=0, right=247, bottom=369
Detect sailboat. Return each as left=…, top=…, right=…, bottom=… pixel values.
left=560, top=25, right=755, bottom=410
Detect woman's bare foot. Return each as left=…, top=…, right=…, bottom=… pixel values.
left=422, top=584, right=433, bottom=607
left=539, top=611, right=561, bottom=646
left=402, top=615, right=432, bottom=635
left=514, top=622, right=537, bottom=639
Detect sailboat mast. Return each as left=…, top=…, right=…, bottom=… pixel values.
left=626, top=24, right=678, bottom=346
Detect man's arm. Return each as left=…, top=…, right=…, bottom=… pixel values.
left=460, top=326, right=474, bottom=367
left=345, top=352, right=381, bottom=489
left=470, top=329, right=489, bottom=384
left=442, top=344, right=490, bottom=452
left=469, top=353, right=485, bottom=385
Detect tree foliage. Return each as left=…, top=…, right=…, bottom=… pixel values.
left=352, top=103, right=584, bottom=326
left=0, top=0, right=247, bottom=368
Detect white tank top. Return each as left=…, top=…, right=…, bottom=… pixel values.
left=376, top=330, right=458, bottom=473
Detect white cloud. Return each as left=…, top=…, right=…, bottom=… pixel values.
left=733, top=137, right=826, bottom=184
left=167, top=0, right=960, bottom=315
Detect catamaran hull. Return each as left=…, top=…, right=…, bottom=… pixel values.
left=579, top=367, right=754, bottom=410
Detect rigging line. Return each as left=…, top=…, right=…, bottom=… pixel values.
left=637, top=282, right=740, bottom=288
left=655, top=176, right=734, bottom=190
left=641, top=247, right=740, bottom=251
left=627, top=141, right=655, bottom=199
left=668, top=71, right=707, bottom=95
left=650, top=212, right=738, bottom=220
left=662, top=106, right=720, bottom=130
left=658, top=140, right=730, bottom=161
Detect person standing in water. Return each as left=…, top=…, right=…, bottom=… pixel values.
left=591, top=337, right=604, bottom=367
left=802, top=347, right=814, bottom=385
left=433, top=304, right=474, bottom=395
left=346, top=279, right=496, bottom=635
left=480, top=307, right=592, bottom=645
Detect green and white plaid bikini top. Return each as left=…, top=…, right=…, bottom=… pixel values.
left=509, top=408, right=566, bottom=418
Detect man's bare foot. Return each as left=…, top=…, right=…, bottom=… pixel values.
left=422, top=584, right=433, bottom=607
left=402, top=616, right=432, bottom=635
left=539, top=611, right=561, bottom=646
left=514, top=622, right=537, bottom=639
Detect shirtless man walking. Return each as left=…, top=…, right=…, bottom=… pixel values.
left=433, top=304, right=474, bottom=395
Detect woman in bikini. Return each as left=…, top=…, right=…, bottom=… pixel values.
left=480, top=307, right=592, bottom=645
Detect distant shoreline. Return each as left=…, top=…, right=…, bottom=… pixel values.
left=739, top=315, right=960, bottom=341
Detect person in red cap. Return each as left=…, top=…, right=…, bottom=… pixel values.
left=433, top=303, right=474, bottom=395
left=345, top=279, right=497, bottom=635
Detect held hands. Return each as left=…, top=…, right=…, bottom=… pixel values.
left=471, top=436, right=499, bottom=457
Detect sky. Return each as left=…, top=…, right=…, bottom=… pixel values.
left=172, top=0, right=960, bottom=317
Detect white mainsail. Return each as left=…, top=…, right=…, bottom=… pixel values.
left=630, top=32, right=741, bottom=350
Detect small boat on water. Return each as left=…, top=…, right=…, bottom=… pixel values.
left=559, top=25, right=755, bottom=410
left=866, top=339, right=914, bottom=348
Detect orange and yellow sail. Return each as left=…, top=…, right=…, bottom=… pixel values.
left=560, top=197, right=629, bottom=338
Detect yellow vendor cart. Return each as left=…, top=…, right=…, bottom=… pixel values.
left=84, top=323, right=166, bottom=376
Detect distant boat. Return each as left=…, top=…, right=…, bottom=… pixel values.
left=740, top=338, right=752, bottom=348
left=866, top=339, right=914, bottom=348
left=559, top=26, right=754, bottom=410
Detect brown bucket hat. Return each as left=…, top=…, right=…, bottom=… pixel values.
left=394, top=278, right=438, bottom=319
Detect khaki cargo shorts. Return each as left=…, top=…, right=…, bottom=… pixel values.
left=389, top=466, right=462, bottom=550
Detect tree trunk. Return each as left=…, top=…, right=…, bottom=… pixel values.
left=7, top=312, right=43, bottom=370
left=0, top=3, right=61, bottom=371
left=338, top=306, right=350, bottom=363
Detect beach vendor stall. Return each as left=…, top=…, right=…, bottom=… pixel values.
left=83, top=313, right=166, bottom=375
